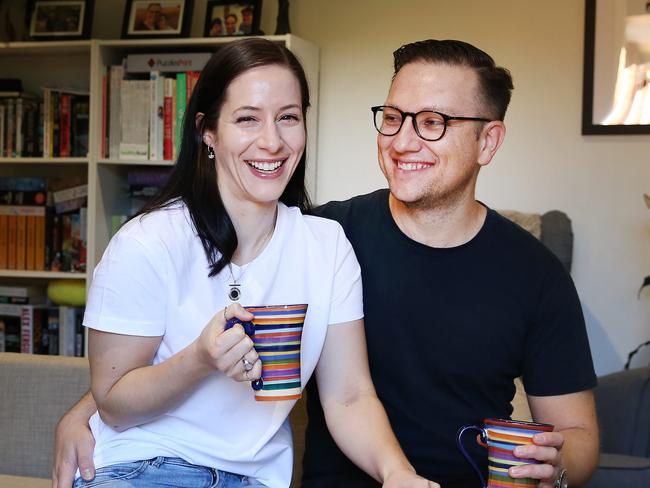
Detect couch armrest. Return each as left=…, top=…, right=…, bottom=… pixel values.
left=584, top=453, right=650, bottom=488
left=0, top=353, right=90, bottom=479
left=594, top=366, right=650, bottom=458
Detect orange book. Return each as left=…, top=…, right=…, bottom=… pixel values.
left=34, top=213, right=45, bottom=271
left=6, top=212, right=17, bottom=269
left=0, top=213, right=7, bottom=269
left=15, top=214, right=27, bottom=270
left=25, top=215, right=36, bottom=270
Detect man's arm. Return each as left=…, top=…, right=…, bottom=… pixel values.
left=52, top=390, right=97, bottom=488
left=315, top=319, right=438, bottom=488
left=510, top=390, right=599, bottom=488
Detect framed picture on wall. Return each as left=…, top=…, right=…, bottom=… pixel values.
left=27, top=0, right=94, bottom=41
left=121, top=0, right=194, bottom=39
left=203, top=0, right=262, bottom=37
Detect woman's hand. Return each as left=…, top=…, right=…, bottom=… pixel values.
left=195, top=302, right=262, bottom=382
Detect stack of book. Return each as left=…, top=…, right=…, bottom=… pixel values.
left=0, top=177, right=87, bottom=272
left=0, top=284, right=84, bottom=356
left=101, top=52, right=211, bottom=162
left=0, top=79, right=89, bottom=158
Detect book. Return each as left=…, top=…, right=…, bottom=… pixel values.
left=109, top=64, right=124, bottom=159
left=21, top=305, right=50, bottom=354
left=71, top=96, right=89, bottom=157
left=163, top=77, right=174, bottom=160
left=119, top=80, right=151, bottom=160
left=0, top=103, right=5, bottom=157
left=175, top=72, right=187, bottom=157
left=0, top=303, right=21, bottom=352
left=149, top=71, right=165, bottom=161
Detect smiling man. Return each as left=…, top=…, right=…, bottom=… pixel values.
left=303, top=39, right=599, bottom=488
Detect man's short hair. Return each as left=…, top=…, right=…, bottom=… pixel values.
left=393, top=39, right=514, bottom=120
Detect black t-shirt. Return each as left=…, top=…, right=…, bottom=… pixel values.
left=302, top=189, right=596, bottom=488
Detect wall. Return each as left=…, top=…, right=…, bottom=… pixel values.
left=12, top=0, right=645, bottom=375
left=287, top=0, right=650, bottom=375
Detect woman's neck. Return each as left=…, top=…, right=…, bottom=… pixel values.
left=227, top=200, right=278, bottom=265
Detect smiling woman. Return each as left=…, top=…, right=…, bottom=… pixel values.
left=62, top=38, right=439, bottom=488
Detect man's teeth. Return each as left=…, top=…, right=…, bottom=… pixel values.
left=397, top=161, right=429, bottom=170
left=248, top=160, right=284, bottom=171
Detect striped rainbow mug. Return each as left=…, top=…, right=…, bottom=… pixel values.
left=457, top=418, right=554, bottom=487
left=247, top=304, right=307, bottom=401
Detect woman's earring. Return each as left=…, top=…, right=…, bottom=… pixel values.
left=207, top=146, right=215, bottom=159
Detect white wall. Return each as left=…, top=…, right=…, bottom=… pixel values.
left=287, top=0, right=650, bottom=375
left=75, top=0, right=650, bottom=374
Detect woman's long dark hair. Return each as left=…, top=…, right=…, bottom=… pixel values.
left=138, top=38, right=312, bottom=277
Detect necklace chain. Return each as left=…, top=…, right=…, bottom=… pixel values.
left=225, top=217, right=276, bottom=302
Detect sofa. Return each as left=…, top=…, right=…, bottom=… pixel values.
left=584, top=366, right=650, bottom=487
left=0, top=209, right=602, bottom=488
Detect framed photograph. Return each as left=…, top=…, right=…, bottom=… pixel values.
left=27, top=0, right=94, bottom=41
left=122, top=0, right=194, bottom=39
left=203, top=0, right=262, bottom=37
left=582, top=0, right=650, bottom=135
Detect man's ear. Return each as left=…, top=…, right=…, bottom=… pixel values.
left=477, top=121, right=506, bottom=167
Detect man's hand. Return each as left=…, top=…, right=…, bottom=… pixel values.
left=508, top=431, right=564, bottom=488
left=52, top=409, right=96, bottom=488
left=382, top=469, right=441, bottom=488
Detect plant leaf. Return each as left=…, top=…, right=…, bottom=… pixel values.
left=638, top=276, right=650, bottom=298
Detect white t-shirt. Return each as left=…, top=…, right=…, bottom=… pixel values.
left=84, top=201, right=364, bottom=488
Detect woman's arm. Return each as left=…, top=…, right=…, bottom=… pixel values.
left=90, top=303, right=260, bottom=431
left=315, top=319, right=438, bottom=488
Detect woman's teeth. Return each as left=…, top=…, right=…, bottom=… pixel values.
left=248, top=160, right=284, bottom=172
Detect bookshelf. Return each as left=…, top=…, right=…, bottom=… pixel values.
left=0, top=35, right=320, bottom=354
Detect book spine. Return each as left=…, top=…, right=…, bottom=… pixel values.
left=25, top=214, right=36, bottom=270
left=42, top=89, right=51, bottom=158
left=15, top=213, right=26, bottom=269
left=101, top=65, right=108, bottom=159
left=6, top=99, right=14, bottom=157
left=59, top=93, right=71, bottom=157
left=0, top=103, right=5, bottom=157
left=20, top=305, right=34, bottom=353
left=149, top=71, right=161, bottom=161
left=0, top=213, right=7, bottom=268
left=163, top=78, right=173, bottom=161
left=52, top=91, right=60, bottom=157
left=176, top=72, right=187, bottom=156
left=109, top=65, right=124, bottom=159
left=15, top=98, right=23, bottom=157
left=47, top=307, right=59, bottom=355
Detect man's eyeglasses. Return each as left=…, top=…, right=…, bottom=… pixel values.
left=371, top=105, right=492, bottom=142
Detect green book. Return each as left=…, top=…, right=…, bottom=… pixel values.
left=175, top=72, right=187, bottom=155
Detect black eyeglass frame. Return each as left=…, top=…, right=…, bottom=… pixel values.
left=371, top=105, right=492, bottom=141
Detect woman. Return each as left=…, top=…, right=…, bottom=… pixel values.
left=64, top=39, right=437, bottom=488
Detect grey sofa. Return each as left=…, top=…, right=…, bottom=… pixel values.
left=585, top=366, right=650, bottom=487
left=0, top=352, right=90, bottom=488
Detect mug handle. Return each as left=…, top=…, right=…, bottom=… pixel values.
left=456, top=425, right=487, bottom=488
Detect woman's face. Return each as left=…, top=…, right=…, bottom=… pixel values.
left=205, top=65, right=305, bottom=208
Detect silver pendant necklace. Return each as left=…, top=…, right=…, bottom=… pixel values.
left=227, top=262, right=249, bottom=301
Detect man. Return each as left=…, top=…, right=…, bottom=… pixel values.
left=53, top=40, right=598, bottom=488
left=134, top=3, right=162, bottom=31
left=238, top=7, right=254, bottom=35
left=301, top=40, right=598, bottom=488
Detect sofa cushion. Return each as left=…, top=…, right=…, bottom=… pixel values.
left=0, top=475, right=50, bottom=488
left=585, top=453, right=650, bottom=488
left=0, top=353, right=90, bottom=479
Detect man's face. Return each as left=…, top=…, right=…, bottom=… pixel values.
left=377, top=61, right=487, bottom=210
left=145, top=4, right=161, bottom=23
left=242, top=11, right=253, bottom=25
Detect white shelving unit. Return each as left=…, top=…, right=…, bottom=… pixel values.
left=0, top=34, right=320, bottom=295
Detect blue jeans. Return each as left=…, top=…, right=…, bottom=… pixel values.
left=72, top=457, right=268, bottom=487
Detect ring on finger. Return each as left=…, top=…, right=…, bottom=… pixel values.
left=242, top=357, right=254, bottom=372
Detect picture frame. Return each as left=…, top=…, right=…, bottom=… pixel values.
left=27, top=0, right=94, bottom=41
left=121, top=0, right=194, bottom=39
left=203, top=0, right=262, bottom=38
left=582, top=0, right=650, bottom=135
